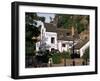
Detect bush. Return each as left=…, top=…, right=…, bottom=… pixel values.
left=82, top=47, right=89, bottom=60
left=82, top=47, right=89, bottom=65
left=52, top=53, right=62, bottom=64
left=61, top=51, right=71, bottom=59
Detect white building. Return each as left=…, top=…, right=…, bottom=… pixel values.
left=35, top=21, right=75, bottom=52
left=34, top=17, right=89, bottom=57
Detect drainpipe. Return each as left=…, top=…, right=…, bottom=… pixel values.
left=72, top=35, right=75, bottom=66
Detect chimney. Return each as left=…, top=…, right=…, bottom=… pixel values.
left=72, top=26, right=75, bottom=36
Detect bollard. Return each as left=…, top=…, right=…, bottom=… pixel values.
left=72, top=60, right=75, bottom=66
left=48, top=58, right=53, bottom=67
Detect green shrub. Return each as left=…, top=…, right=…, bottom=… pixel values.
left=61, top=51, right=71, bottom=59
left=82, top=47, right=89, bottom=60
left=52, top=53, right=62, bottom=64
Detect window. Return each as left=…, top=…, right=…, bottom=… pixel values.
left=62, top=43, right=66, bottom=47
left=85, top=36, right=87, bottom=39
left=51, top=48, right=55, bottom=51
left=66, top=32, right=70, bottom=36
left=69, top=43, right=72, bottom=47
left=51, top=37, right=55, bottom=44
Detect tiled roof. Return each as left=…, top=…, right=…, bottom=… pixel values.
left=44, top=23, right=79, bottom=41
left=73, top=39, right=89, bottom=49
left=57, top=28, right=79, bottom=41
left=44, top=23, right=57, bottom=32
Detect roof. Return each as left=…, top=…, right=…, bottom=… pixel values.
left=44, top=23, right=79, bottom=41
left=58, top=36, right=72, bottom=41
left=57, top=28, right=79, bottom=41
left=73, top=39, right=89, bottom=49
left=44, top=23, right=57, bottom=32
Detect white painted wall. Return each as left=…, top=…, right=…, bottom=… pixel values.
left=57, top=41, right=67, bottom=52
left=35, top=21, right=58, bottom=51
left=58, top=40, right=73, bottom=52
left=57, top=41, right=62, bottom=52
left=35, top=21, right=46, bottom=51
left=45, top=32, right=57, bottom=51
left=36, top=42, right=40, bottom=51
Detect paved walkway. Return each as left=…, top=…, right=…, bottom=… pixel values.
left=26, top=58, right=89, bottom=68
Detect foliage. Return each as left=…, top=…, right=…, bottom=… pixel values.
left=61, top=51, right=71, bottom=59
left=50, top=51, right=71, bottom=64
left=38, top=16, right=45, bottom=22
left=36, top=50, right=50, bottom=63
left=25, top=13, right=44, bottom=56
left=52, top=53, right=62, bottom=64
left=57, top=14, right=89, bottom=34
left=76, top=23, right=85, bottom=34
left=82, top=47, right=89, bottom=60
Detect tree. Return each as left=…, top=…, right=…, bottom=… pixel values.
left=25, top=13, right=46, bottom=67
left=38, top=16, right=45, bottom=22
left=82, top=47, right=89, bottom=65
left=57, top=14, right=89, bottom=34
left=25, top=13, right=38, bottom=56
left=25, top=13, right=45, bottom=56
